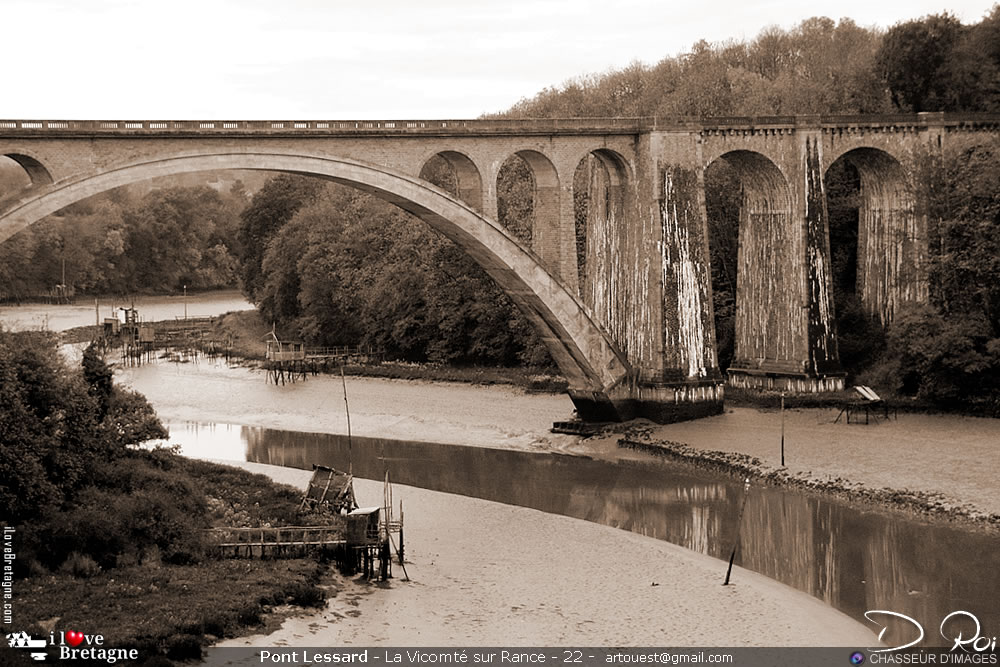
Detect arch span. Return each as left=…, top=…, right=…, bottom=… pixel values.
left=825, top=147, right=922, bottom=325
left=0, top=151, right=630, bottom=398
left=706, top=150, right=801, bottom=375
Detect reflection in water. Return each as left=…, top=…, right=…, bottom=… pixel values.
left=167, top=422, right=999, bottom=647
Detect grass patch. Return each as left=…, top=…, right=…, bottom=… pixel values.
left=11, top=558, right=332, bottom=662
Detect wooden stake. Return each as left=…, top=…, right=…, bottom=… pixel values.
left=780, top=392, right=786, bottom=467
left=723, top=477, right=752, bottom=586
left=341, top=365, right=353, bottom=475
left=387, top=531, right=409, bottom=581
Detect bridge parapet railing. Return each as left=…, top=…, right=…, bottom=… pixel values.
left=2, top=114, right=999, bottom=135
left=0, top=118, right=650, bottom=134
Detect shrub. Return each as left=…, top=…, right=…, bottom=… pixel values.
left=59, top=552, right=102, bottom=578
left=36, top=460, right=209, bottom=569
left=164, top=634, right=202, bottom=661
left=881, top=303, right=1000, bottom=411
left=284, top=582, right=327, bottom=608
left=834, top=292, right=886, bottom=376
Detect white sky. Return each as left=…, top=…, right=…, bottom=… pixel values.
left=3, top=0, right=997, bottom=120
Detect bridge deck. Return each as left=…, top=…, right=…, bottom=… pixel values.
left=2, top=112, right=999, bottom=137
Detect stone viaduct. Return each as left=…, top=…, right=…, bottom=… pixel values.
left=2, top=113, right=998, bottom=422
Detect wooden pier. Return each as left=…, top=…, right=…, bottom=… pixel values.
left=204, top=466, right=405, bottom=582
left=205, top=525, right=345, bottom=558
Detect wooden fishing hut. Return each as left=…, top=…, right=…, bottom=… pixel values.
left=335, top=473, right=405, bottom=581
left=264, top=330, right=307, bottom=384
left=102, top=306, right=155, bottom=365
left=346, top=507, right=392, bottom=580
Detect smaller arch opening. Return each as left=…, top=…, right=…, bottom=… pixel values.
left=3, top=153, right=54, bottom=188
left=495, top=153, right=535, bottom=246
left=507, top=149, right=562, bottom=277
left=1, top=156, right=36, bottom=206
left=419, top=151, right=483, bottom=213
left=573, top=149, right=630, bottom=300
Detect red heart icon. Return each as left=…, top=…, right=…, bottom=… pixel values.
left=66, top=631, right=85, bottom=647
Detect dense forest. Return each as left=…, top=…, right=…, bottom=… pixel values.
left=240, top=163, right=548, bottom=366
left=3, top=9, right=1000, bottom=409
left=0, top=170, right=258, bottom=301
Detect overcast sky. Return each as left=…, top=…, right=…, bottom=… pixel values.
left=4, top=0, right=997, bottom=120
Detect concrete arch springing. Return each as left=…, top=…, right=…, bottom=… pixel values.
left=2, top=153, right=54, bottom=187
left=825, top=147, right=922, bottom=326
left=705, top=150, right=802, bottom=378
left=418, top=150, right=483, bottom=213
left=0, top=151, right=630, bottom=411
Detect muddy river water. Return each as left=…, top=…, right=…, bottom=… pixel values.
left=161, top=420, right=1000, bottom=648
left=3, top=296, right=998, bottom=647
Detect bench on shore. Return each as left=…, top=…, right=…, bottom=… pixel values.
left=835, top=385, right=896, bottom=424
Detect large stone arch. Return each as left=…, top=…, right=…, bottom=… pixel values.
left=704, top=150, right=802, bottom=379
left=0, top=151, right=631, bottom=409
left=825, top=146, right=923, bottom=325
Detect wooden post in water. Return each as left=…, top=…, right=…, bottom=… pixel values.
left=780, top=392, right=785, bottom=467
left=398, top=500, right=405, bottom=564
left=341, top=365, right=353, bottom=475
left=723, top=477, right=752, bottom=586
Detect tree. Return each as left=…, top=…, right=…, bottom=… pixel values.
left=253, top=182, right=550, bottom=367
left=0, top=330, right=167, bottom=525
left=238, top=175, right=324, bottom=303
left=82, top=342, right=114, bottom=420
left=876, top=14, right=964, bottom=111
left=932, top=139, right=1000, bottom=335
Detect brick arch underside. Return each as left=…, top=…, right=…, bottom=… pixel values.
left=708, top=150, right=802, bottom=371
left=826, top=147, right=923, bottom=325
left=0, top=152, right=630, bottom=394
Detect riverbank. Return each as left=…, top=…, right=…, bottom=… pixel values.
left=57, top=308, right=569, bottom=392
left=217, top=463, right=878, bottom=647
left=121, top=363, right=578, bottom=451
left=603, top=406, right=1000, bottom=528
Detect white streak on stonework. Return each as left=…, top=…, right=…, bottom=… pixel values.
left=662, top=170, right=707, bottom=378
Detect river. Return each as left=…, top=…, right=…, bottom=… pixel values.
left=0, top=289, right=253, bottom=332
left=164, top=420, right=999, bottom=649
left=4, top=296, right=998, bottom=647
